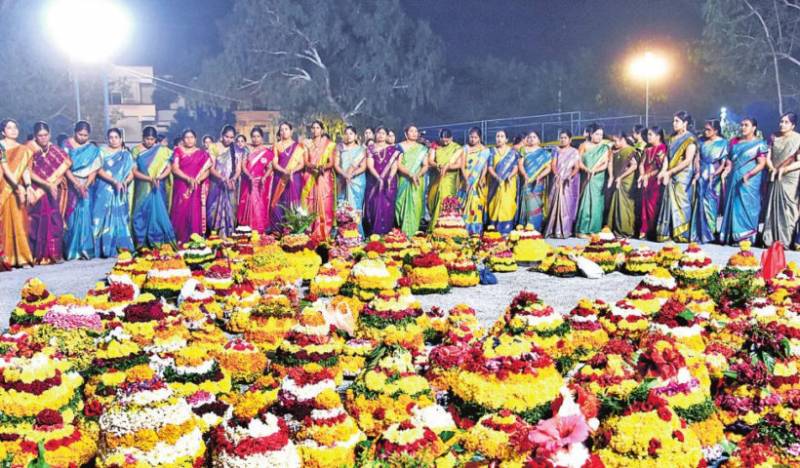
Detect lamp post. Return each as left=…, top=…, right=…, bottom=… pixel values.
left=629, top=51, right=668, bottom=128
left=46, top=0, right=131, bottom=132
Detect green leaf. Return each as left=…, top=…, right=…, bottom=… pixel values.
left=26, top=442, right=50, bottom=468
left=676, top=310, right=696, bottom=324
left=439, top=430, right=456, bottom=443
left=723, top=370, right=738, bottom=379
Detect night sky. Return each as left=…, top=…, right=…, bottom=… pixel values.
left=122, top=0, right=704, bottom=78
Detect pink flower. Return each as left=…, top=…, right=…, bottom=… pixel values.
left=527, top=414, right=589, bottom=456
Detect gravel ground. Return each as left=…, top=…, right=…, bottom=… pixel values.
left=1, top=239, right=798, bottom=329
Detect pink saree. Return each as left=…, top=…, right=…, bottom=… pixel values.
left=170, top=146, right=212, bottom=243
left=237, top=145, right=274, bottom=232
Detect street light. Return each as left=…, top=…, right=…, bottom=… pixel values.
left=629, top=51, right=669, bottom=128
left=46, top=0, right=131, bottom=131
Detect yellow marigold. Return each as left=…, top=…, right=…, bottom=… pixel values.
left=125, top=365, right=155, bottom=382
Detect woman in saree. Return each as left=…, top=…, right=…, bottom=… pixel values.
left=91, top=128, right=135, bottom=257
left=428, top=128, right=464, bottom=229
left=395, top=124, right=430, bottom=237
left=575, top=123, right=611, bottom=237
left=269, top=121, right=306, bottom=230
left=606, top=132, right=639, bottom=237
left=764, top=112, right=800, bottom=247
left=487, top=129, right=520, bottom=235
left=132, top=126, right=176, bottom=248
left=458, top=127, right=491, bottom=235
left=655, top=112, right=698, bottom=242
left=207, top=125, right=240, bottom=237
left=364, top=127, right=400, bottom=236
left=63, top=120, right=102, bottom=260
left=719, top=118, right=768, bottom=244
left=689, top=120, right=729, bottom=243
left=544, top=131, right=581, bottom=238
left=638, top=127, right=667, bottom=239
left=303, top=120, right=337, bottom=242
left=335, top=125, right=367, bottom=234
left=0, top=119, right=35, bottom=268
left=516, top=130, right=551, bottom=231
left=237, top=126, right=273, bottom=233
left=28, top=121, right=70, bottom=264
left=171, top=129, right=213, bottom=243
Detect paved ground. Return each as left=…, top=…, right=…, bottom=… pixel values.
left=2, top=239, right=798, bottom=329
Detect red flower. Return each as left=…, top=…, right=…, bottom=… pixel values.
left=672, top=430, right=684, bottom=442
left=657, top=406, right=672, bottom=422
left=373, top=407, right=386, bottom=420
left=35, top=409, right=63, bottom=428
left=648, top=438, right=661, bottom=456
left=84, top=399, right=104, bottom=418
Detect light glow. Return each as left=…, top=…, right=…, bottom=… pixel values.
left=628, top=51, right=669, bottom=81
left=46, top=0, right=131, bottom=63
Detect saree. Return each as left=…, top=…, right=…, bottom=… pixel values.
left=719, top=138, right=768, bottom=244
left=639, top=143, right=666, bottom=238
left=269, top=142, right=305, bottom=230
left=655, top=133, right=696, bottom=242
left=427, top=142, right=462, bottom=230
left=487, top=146, right=520, bottom=235
left=28, top=144, right=70, bottom=263
left=0, top=144, right=34, bottom=267
left=606, top=146, right=638, bottom=237
left=544, top=146, right=581, bottom=238
left=575, top=143, right=610, bottom=235
left=363, top=144, right=400, bottom=236
left=338, top=145, right=367, bottom=234
left=171, top=147, right=212, bottom=243
left=237, top=146, right=274, bottom=233
left=132, top=144, right=176, bottom=248
left=457, top=144, right=491, bottom=235
left=689, top=138, right=729, bottom=243
left=302, top=138, right=337, bottom=242
left=395, top=143, right=428, bottom=237
left=763, top=131, right=800, bottom=247
left=516, top=147, right=551, bottom=231
left=64, top=141, right=102, bottom=260
left=206, top=144, right=238, bottom=237
left=92, top=147, right=135, bottom=257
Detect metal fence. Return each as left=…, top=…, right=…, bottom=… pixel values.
left=419, top=111, right=675, bottom=144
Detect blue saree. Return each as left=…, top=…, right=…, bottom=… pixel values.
left=719, top=138, right=767, bottom=244
left=92, top=147, right=135, bottom=257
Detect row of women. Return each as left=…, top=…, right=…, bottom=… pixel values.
left=3, top=110, right=800, bottom=269
left=493, top=110, right=800, bottom=247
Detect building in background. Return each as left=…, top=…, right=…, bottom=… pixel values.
left=234, top=110, right=281, bottom=143
left=107, top=65, right=177, bottom=142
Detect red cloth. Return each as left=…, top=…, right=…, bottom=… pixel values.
left=761, top=241, right=786, bottom=280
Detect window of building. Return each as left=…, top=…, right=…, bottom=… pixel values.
left=110, top=92, right=123, bottom=105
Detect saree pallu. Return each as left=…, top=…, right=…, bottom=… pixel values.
left=458, top=145, right=490, bottom=235
left=92, top=148, right=134, bottom=257
left=516, top=147, right=551, bottom=231
left=237, top=147, right=273, bottom=233
left=207, top=146, right=238, bottom=237
left=656, top=133, right=696, bottom=242
left=763, top=131, right=800, bottom=247
left=606, top=146, right=638, bottom=237
left=269, top=142, right=304, bottom=230
left=364, top=145, right=399, bottom=236
left=395, top=143, right=428, bottom=237
left=427, top=142, right=462, bottom=230
left=171, top=147, right=211, bottom=243
left=0, top=145, right=34, bottom=267
left=64, top=142, right=102, bottom=260
left=545, top=147, right=580, bottom=238
left=689, top=138, right=729, bottom=243
left=639, top=143, right=666, bottom=238
left=302, top=139, right=336, bottom=242
left=487, top=147, right=519, bottom=235
left=132, top=144, right=176, bottom=248
left=338, top=145, right=367, bottom=235
left=719, top=138, right=768, bottom=244
left=28, top=144, right=69, bottom=263
left=575, top=143, right=610, bottom=235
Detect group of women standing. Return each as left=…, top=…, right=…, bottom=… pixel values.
left=491, top=110, right=800, bottom=248
left=3, top=110, right=800, bottom=270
